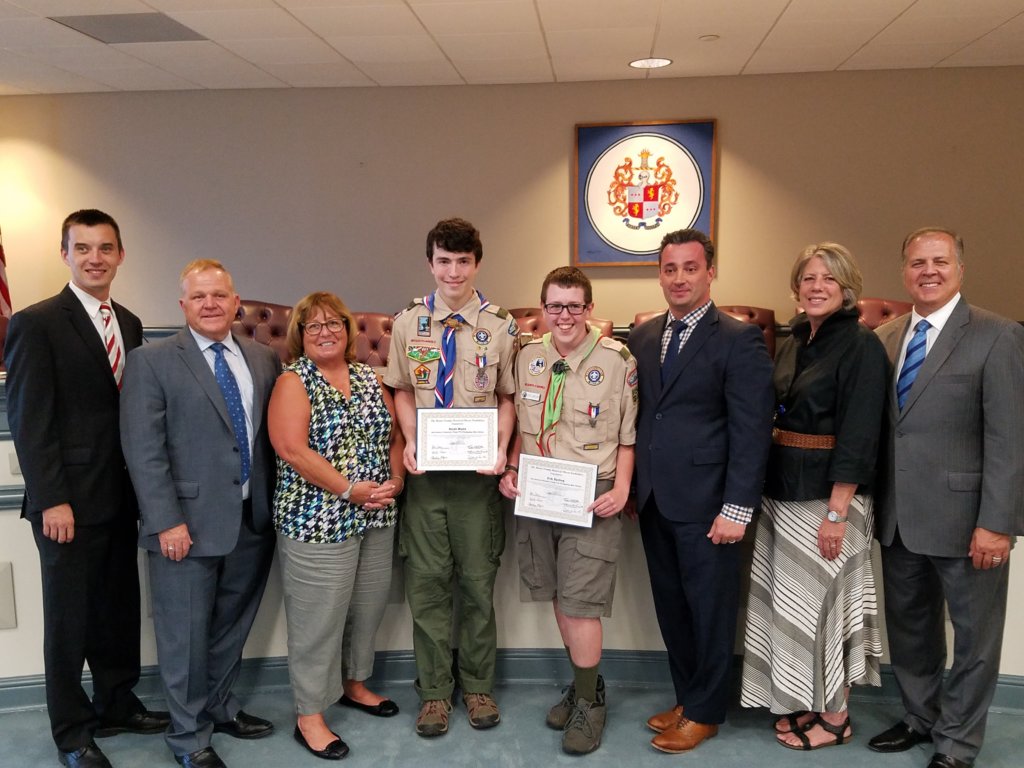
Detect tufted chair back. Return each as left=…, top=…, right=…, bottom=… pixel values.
left=233, top=299, right=292, bottom=362
left=234, top=300, right=393, bottom=367
left=508, top=307, right=614, bottom=339
left=632, top=305, right=777, bottom=358
left=857, top=297, right=912, bottom=330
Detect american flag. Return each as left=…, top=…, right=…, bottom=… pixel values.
left=0, top=227, right=11, bottom=318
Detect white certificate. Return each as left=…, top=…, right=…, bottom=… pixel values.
left=416, top=407, right=498, bottom=471
left=514, top=454, right=597, bottom=528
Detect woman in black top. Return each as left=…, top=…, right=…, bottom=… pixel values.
left=740, top=243, right=889, bottom=750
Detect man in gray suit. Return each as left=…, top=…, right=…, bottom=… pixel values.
left=870, top=228, right=1024, bottom=768
left=121, top=260, right=280, bottom=768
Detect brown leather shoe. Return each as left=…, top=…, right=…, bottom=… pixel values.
left=646, top=705, right=684, bottom=733
left=651, top=718, right=719, bottom=753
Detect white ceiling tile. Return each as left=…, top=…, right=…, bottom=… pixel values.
left=165, top=8, right=312, bottom=40
left=325, top=33, right=443, bottom=63
left=0, top=48, right=114, bottom=91
left=546, top=27, right=657, bottom=60
left=551, top=54, right=648, bottom=82
left=6, top=0, right=151, bottom=13
left=0, top=16, right=97, bottom=46
left=287, top=3, right=424, bottom=37
left=111, top=39, right=286, bottom=87
left=14, top=41, right=150, bottom=69
left=840, top=41, right=959, bottom=70
left=276, top=0, right=403, bottom=7
left=779, top=0, right=914, bottom=23
left=412, top=0, right=537, bottom=35
left=219, top=35, right=341, bottom=65
left=356, top=58, right=463, bottom=85
left=436, top=31, right=546, bottom=60
left=256, top=60, right=375, bottom=87
left=538, top=0, right=659, bottom=31
left=147, top=1, right=276, bottom=10
left=745, top=44, right=851, bottom=74
left=456, top=55, right=552, bottom=83
left=83, top=64, right=203, bottom=90
left=658, top=0, right=789, bottom=28
left=0, top=1, right=32, bottom=19
left=763, top=18, right=892, bottom=49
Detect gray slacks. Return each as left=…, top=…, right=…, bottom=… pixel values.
left=278, top=525, right=394, bottom=714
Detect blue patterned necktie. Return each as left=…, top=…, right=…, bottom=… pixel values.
left=435, top=313, right=466, bottom=408
left=660, top=320, right=686, bottom=385
left=897, top=319, right=930, bottom=410
left=212, top=342, right=250, bottom=483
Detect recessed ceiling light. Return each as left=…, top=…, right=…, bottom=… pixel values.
left=698, top=34, right=720, bottom=42
left=629, top=57, right=672, bottom=69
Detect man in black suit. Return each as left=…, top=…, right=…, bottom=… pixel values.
left=5, top=209, right=169, bottom=768
left=121, top=260, right=279, bottom=768
left=632, top=228, right=774, bottom=753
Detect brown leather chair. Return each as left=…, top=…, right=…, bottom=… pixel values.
left=632, top=305, right=777, bottom=358
left=857, top=297, right=912, bottom=330
left=509, top=307, right=613, bottom=338
left=233, top=299, right=292, bottom=362
left=234, top=300, right=393, bottom=367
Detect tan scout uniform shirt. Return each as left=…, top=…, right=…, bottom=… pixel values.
left=515, top=328, right=638, bottom=479
left=384, top=293, right=519, bottom=406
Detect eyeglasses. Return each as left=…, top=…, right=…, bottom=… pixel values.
left=302, top=319, right=345, bottom=335
left=543, top=303, right=588, bottom=316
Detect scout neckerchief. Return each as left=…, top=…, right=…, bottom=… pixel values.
left=537, top=326, right=601, bottom=455
left=425, top=290, right=490, bottom=408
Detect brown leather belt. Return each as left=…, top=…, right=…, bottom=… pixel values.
left=772, top=428, right=836, bottom=450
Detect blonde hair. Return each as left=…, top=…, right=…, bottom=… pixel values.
left=179, top=259, right=233, bottom=295
left=789, top=242, right=862, bottom=310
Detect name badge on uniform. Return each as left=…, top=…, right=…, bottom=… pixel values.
left=521, top=390, right=541, bottom=402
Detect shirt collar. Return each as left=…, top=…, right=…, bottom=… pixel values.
left=665, top=300, right=713, bottom=331
left=911, top=292, right=961, bottom=335
left=67, top=281, right=111, bottom=318
left=430, top=293, right=483, bottom=325
left=189, top=326, right=240, bottom=356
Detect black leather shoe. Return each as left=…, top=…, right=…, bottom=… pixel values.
left=293, top=725, right=350, bottom=760
left=175, top=747, right=227, bottom=768
left=95, top=708, right=171, bottom=737
left=338, top=694, right=399, bottom=717
left=212, top=710, right=274, bottom=739
left=928, top=754, right=972, bottom=768
left=868, top=721, right=932, bottom=752
left=58, top=741, right=112, bottom=768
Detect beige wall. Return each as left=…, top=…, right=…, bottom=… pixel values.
left=0, top=66, right=1022, bottom=681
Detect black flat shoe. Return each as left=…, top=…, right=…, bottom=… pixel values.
left=928, top=754, right=972, bottom=768
left=58, top=741, right=112, bottom=768
left=293, top=725, right=350, bottom=760
left=338, top=694, right=399, bottom=717
left=96, top=709, right=171, bottom=737
left=213, top=710, right=274, bottom=739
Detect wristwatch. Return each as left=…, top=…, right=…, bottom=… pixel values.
left=826, top=509, right=848, bottom=523
left=341, top=483, right=353, bottom=501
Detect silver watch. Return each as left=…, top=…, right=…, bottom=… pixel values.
left=826, top=509, right=848, bottom=523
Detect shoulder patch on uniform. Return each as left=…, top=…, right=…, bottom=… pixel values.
left=396, top=297, right=426, bottom=317
left=481, top=303, right=508, bottom=318
left=598, top=336, right=631, bottom=362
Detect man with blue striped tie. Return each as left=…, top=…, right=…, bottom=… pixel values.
left=384, top=218, right=519, bottom=738
left=871, top=228, right=1024, bottom=768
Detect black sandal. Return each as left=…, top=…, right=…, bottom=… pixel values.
left=778, top=714, right=851, bottom=750
left=773, top=711, right=811, bottom=734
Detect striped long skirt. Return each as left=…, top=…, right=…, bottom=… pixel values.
left=740, top=495, right=882, bottom=714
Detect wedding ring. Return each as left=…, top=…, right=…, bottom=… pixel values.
left=993, top=556, right=1003, bottom=563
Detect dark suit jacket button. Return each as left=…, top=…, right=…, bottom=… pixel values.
left=656, top=413, right=663, bottom=420
left=232, top=447, right=239, bottom=452
left=233, top=480, right=241, bottom=485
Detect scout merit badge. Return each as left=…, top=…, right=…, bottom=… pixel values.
left=588, top=402, right=600, bottom=428
left=407, top=344, right=440, bottom=386
left=473, top=328, right=490, bottom=390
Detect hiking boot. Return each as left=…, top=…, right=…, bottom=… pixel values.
left=547, top=675, right=605, bottom=730
left=562, top=696, right=607, bottom=755
left=546, top=682, right=576, bottom=730
left=463, top=693, right=501, bottom=729
left=415, top=699, right=452, bottom=738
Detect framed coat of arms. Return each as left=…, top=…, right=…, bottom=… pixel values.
left=573, top=120, right=717, bottom=267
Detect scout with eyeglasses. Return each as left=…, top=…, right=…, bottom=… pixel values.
left=499, top=266, right=638, bottom=756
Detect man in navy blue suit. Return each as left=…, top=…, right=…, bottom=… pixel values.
left=632, top=228, right=774, bottom=753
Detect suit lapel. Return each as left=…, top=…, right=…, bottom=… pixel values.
left=900, top=300, right=969, bottom=418
left=176, top=328, right=234, bottom=431
left=234, top=334, right=266, bottom=437
left=58, top=286, right=119, bottom=390
left=881, top=315, right=911, bottom=416
left=112, top=301, right=141, bottom=350
left=660, top=306, right=717, bottom=396
left=637, top=317, right=666, bottom=402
